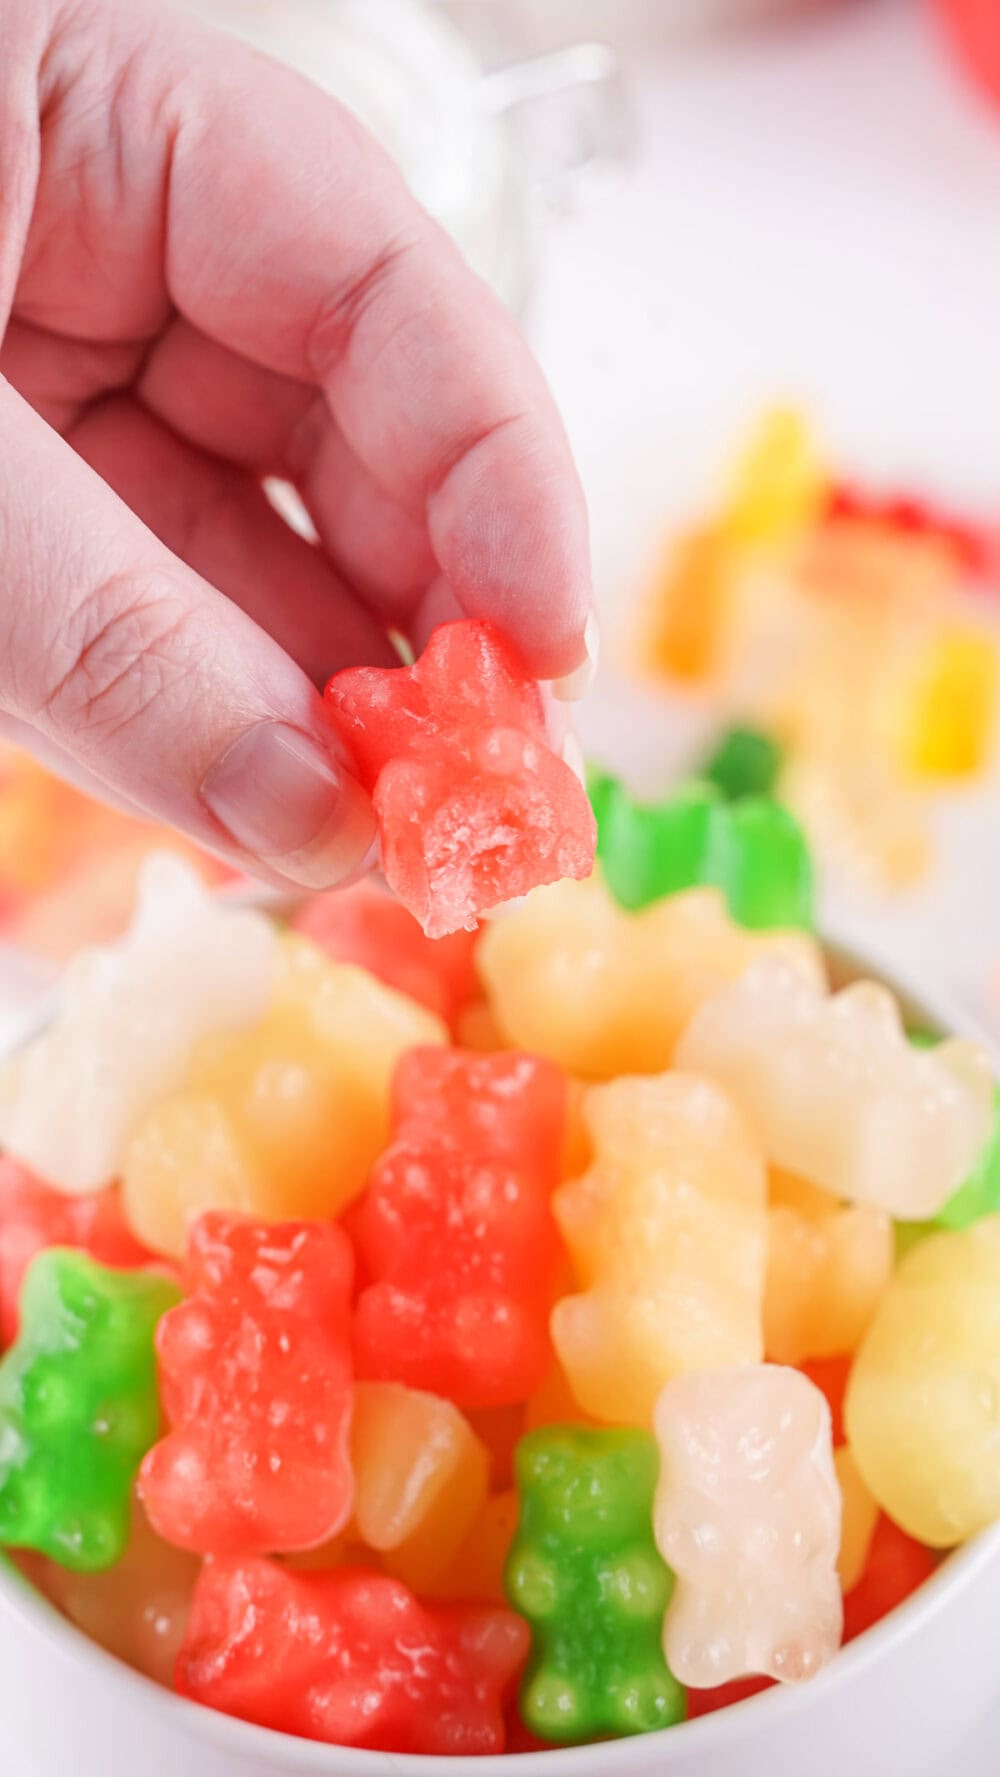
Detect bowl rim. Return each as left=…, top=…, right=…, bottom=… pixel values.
left=2, top=914, right=999, bottom=1773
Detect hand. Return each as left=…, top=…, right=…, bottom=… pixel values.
left=0, top=0, right=594, bottom=891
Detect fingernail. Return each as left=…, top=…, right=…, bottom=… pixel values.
left=200, top=721, right=375, bottom=890
left=552, top=609, right=600, bottom=702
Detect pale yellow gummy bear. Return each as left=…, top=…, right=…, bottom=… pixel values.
left=676, top=955, right=993, bottom=1219
left=764, top=1172, right=893, bottom=1363
left=654, top=1364, right=842, bottom=1687
left=122, top=933, right=446, bottom=1255
left=846, top=1217, right=1000, bottom=1547
left=477, top=877, right=824, bottom=1080
left=551, top=1072, right=767, bottom=1425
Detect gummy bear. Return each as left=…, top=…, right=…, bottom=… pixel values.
left=430, top=1488, right=519, bottom=1604
left=506, top=1425, right=684, bottom=1741
left=552, top=1073, right=767, bottom=1425
left=0, top=856, right=275, bottom=1194
left=478, top=876, right=824, bottom=1080
left=825, top=482, right=988, bottom=576
left=898, top=627, right=997, bottom=778
left=352, top=1048, right=565, bottom=1408
left=685, top=1676, right=774, bottom=1719
left=0, top=1158, right=155, bottom=1348
left=841, top=1512, right=938, bottom=1643
left=177, top=1557, right=529, bottom=1754
left=292, top=879, right=478, bottom=1026
left=721, top=407, right=827, bottom=546
left=763, top=1172, right=893, bottom=1363
left=638, top=526, right=734, bottom=684
left=324, top=619, right=596, bottom=938
left=676, top=956, right=993, bottom=1218
left=800, top=1356, right=851, bottom=1449
left=141, top=1214, right=353, bottom=1556
left=350, top=1382, right=489, bottom=1592
left=834, top=1446, right=878, bottom=1593
left=653, top=1365, right=842, bottom=1686
left=0, top=1251, right=179, bottom=1571
left=700, top=725, right=784, bottom=802
left=123, top=933, right=445, bottom=1256
left=32, top=1498, right=198, bottom=1686
left=845, top=1216, right=1000, bottom=1546
left=590, top=773, right=813, bottom=929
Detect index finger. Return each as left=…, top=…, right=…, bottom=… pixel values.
left=42, top=2, right=593, bottom=681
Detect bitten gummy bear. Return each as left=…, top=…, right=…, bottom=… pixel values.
left=351, top=1381, right=489, bottom=1591
left=590, top=774, right=813, bottom=929
left=292, top=880, right=478, bottom=1027
left=177, top=1557, right=529, bottom=1754
left=506, top=1425, right=683, bottom=1741
left=0, top=1251, right=179, bottom=1571
left=654, top=1365, right=842, bottom=1686
left=0, top=1158, right=154, bottom=1348
left=324, top=619, right=596, bottom=937
left=478, top=876, right=824, bottom=1080
left=552, top=1073, right=767, bottom=1425
left=141, top=1214, right=354, bottom=1555
left=353, top=1048, right=565, bottom=1408
left=676, top=957, right=993, bottom=1218
left=0, top=857, right=275, bottom=1194
left=845, top=1216, right=1000, bottom=1546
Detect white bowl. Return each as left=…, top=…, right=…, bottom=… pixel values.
left=1, top=932, right=998, bottom=1776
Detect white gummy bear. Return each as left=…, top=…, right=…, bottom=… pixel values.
left=654, top=1364, right=842, bottom=1687
left=0, top=856, right=276, bottom=1193
left=675, top=956, right=993, bottom=1219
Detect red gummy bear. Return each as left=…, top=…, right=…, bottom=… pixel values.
left=141, top=1214, right=354, bottom=1555
left=324, top=619, right=596, bottom=938
left=825, top=482, right=990, bottom=576
left=799, top=1355, right=851, bottom=1448
left=292, top=879, right=478, bottom=1028
left=177, top=1558, right=529, bottom=1755
left=0, top=1157, right=156, bottom=1348
left=685, top=1676, right=774, bottom=1720
left=351, top=1048, right=566, bottom=1408
left=843, top=1513, right=938, bottom=1643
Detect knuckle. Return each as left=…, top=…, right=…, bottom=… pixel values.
left=37, top=567, right=200, bottom=741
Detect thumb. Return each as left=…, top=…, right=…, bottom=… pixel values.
left=0, top=379, right=375, bottom=891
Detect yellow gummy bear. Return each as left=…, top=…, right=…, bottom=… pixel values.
left=477, top=877, right=824, bottom=1081
left=551, top=1072, right=767, bottom=1425
left=834, top=1446, right=878, bottom=1594
left=845, top=1216, right=1000, bottom=1547
left=898, top=627, right=998, bottom=779
left=122, top=934, right=446, bottom=1255
left=350, top=1382, right=489, bottom=1593
left=721, top=407, right=827, bottom=547
left=764, top=1172, right=893, bottom=1364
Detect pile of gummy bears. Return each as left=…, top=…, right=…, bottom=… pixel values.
left=0, top=618, right=998, bottom=1757
left=634, top=408, right=1000, bottom=890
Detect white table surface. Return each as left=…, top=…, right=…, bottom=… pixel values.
left=527, top=0, right=1000, bottom=1032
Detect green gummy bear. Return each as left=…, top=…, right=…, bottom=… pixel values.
left=506, top=1425, right=685, bottom=1743
left=588, top=769, right=813, bottom=930
left=700, top=725, right=784, bottom=802
left=0, top=1250, right=179, bottom=1572
left=898, top=1033, right=1000, bottom=1251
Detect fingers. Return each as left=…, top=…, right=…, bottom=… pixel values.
left=29, top=0, right=594, bottom=680
left=0, top=379, right=375, bottom=891
left=67, top=394, right=398, bottom=684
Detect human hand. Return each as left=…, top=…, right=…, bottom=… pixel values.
left=0, top=0, right=594, bottom=890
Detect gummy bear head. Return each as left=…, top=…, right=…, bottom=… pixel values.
left=515, top=1426, right=658, bottom=1548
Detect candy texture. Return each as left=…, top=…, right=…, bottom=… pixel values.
left=123, top=934, right=445, bottom=1256
left=34, top=1501, right=198, bottom=1686
left=0, top=1252, right=179, bottom=1571
left=478, top=876, right=824, bottom=1080
left=324, top=619, right=596, bottom=937
left=763, top=1172, right=893, bottom=1363
left=676, top=958, right=993, bottom=1218
left=845, top=1217, right=1000, bottom=1546
left=291, top=880, right=478, bottom=1026
left=177, top=1558, right=529, bottom=1754
left=0, top=856, right=275, bottom=1193
left=351, top=1382, right=489, bottom=1591
left=591, top=775, right=813, bottom=929
left=353, top=1049, right=565, bottom=1407
left=506, top=1426, right=684, bottom=1741
left=0, top=1159, right=154, bottom=1348
left=552, top=1074, right=767, bottom=1424
left=654, top=1365, right=842, bottom=1686
left=141, top=1214, right=353, bottom=1555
